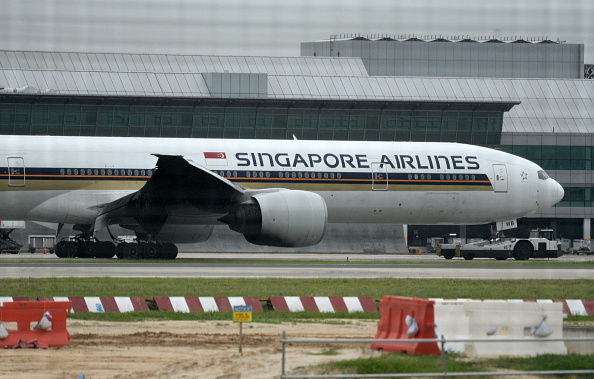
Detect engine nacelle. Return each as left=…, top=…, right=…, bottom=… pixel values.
left=223, top=190, right=328, bottom=247
left=154, top=224, right=214, bottom=244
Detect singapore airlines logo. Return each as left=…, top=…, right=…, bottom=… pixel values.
left=204, top=152, right=228, bottom=166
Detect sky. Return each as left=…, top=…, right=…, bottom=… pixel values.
left=2, top=0, right=593, bottom=62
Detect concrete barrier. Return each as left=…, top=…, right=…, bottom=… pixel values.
left=466, top=301, right=565, bottom=357
left=433, top=299, right=567, bottom=357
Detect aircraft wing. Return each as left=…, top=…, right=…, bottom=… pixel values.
left=94, top=155, right=249, bottom=237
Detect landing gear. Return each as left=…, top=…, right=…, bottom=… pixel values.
left=122, top=243, right=141, bottom=259
left=53, top=232, right=178, bottom=260
left=162, top=243, right=178, bottom=260
left=62, top=241, right=80, bottom=257
left=113, top=242, right=178, bottom=260
left=54, top=239, right=116, bottom=259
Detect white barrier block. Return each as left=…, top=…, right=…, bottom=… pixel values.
left=114, top=297, right=135, bottom=312
left=285, top=297, right=305, bottom=312
left=464, top=301, right=566, bottom=357
left=199, top=297, right=219, bottom=312
left=434, top=300, right=477, bottom=353
left=85, top=297, right=104, bottom=313
left=566, top=300, right=587, bottom=316
left=314, top=297, right=334, bottom=313
left=170, top=297, right=190, bottom=313
left=228, top=297, right=246, bottom=308
left=343, top=297, right=364, bottom=313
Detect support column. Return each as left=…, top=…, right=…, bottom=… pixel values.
left=403, top=224, right=408, bottom=248
left=584, top=218, right=591, bottom=249
left=459, top=225, right=467, bottom=244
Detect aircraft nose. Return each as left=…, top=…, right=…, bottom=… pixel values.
left=542, top=179, right=564, bottom=209
left=554, top=180, right=564, bottom=204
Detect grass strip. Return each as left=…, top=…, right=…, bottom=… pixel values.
left=319, top=353, right=594, bottom=377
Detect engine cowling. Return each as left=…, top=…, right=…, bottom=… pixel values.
left=223, top=190, right=328, bottom=247
left=153, top=224, right=214, bottom=244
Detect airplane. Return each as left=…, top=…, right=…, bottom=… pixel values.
left=0, top=135, right=564, bottom=259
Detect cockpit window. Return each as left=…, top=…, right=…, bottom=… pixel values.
left=537, top=170, right=550, bottom=180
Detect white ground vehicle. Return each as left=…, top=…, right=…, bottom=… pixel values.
left=438, top=229, right=562, bottom=260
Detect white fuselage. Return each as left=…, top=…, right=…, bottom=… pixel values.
left=0, top=135, right=564, bottom=227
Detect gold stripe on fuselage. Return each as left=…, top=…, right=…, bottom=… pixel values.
left=0, top=177, right=493, bottom=192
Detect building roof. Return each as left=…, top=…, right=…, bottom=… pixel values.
left=0, top=50, right=368, bottom=77
left=0, top=50, right=593, bottom=134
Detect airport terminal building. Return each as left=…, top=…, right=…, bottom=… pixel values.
left=0, top=36, right=592, bottom=251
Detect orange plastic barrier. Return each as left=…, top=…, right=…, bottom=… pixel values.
left=371, top=296, right=439, bottom=355
left=0, top=301, right=72, bottom=348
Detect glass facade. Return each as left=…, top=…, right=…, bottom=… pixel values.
left=501, top=145, right=593, bottom=171
left=0, top=101, right=503, bottom=145
left=555, top=187, right=592, bottom=208
left=501, top=145, right=593, bottom=208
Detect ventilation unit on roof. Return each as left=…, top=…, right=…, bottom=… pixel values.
left=0, top=86, right=55, bottom=94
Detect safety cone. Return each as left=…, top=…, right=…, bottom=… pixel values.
left=43, top=249, right=46, bottom=254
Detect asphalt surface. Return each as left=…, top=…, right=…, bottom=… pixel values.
left=0, top=252, right=592, bottom=279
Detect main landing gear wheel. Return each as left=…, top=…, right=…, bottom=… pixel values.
left=141, top=243, right=159, bottom=259
left=81, top=241, right=97, bottom=258
left=99, top=241, right=116, bottom=258
left=55, top=241, right=67, bottom=258
left=62, top=241, right=80, bottom=258
left=116, top=243, right=125, bottom=259
left=123, top=243, right=141, bottom=259
left=513, top=241, right=533, bottom=261
left=162, top=243, right=178, bottom=260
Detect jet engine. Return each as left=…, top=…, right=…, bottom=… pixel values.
left=222, top=190, right=327, bottom=247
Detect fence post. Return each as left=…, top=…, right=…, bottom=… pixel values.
left=281, top=330, right=286, bottom=379
left=440, top=335, right=446, bottom=378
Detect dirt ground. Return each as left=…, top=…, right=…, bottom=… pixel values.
left=0, top=319, right=381, bottom=379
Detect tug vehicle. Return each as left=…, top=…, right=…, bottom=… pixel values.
left=438, top=229, right=562, bottom=261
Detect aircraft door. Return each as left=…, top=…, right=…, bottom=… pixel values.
left=371, top=162, right=388, bottom=191
left=7, top=157, right=25, bottom=187
left=492, top=164, right=507, bottom=193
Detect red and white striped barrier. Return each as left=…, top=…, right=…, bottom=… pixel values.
left=430, top=299, right=594, bottom=316
left=154, top=297, right=264, bottom=312
left=269, top=296, right=377, bottom=313
left=0, top=297, right=29, bottom=305
left=36, top=297, right=149, bottom=313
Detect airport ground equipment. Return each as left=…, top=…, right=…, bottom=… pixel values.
left=438, top=229, right=562, bottom=260
left=28, top=235, right=56, bottom=254
left=0, top=221, right=24, bottom=254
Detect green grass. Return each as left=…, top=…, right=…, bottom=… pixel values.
left=2, top=278, right=592, bottom=299
left=319, top=353, right=594, bottom=377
